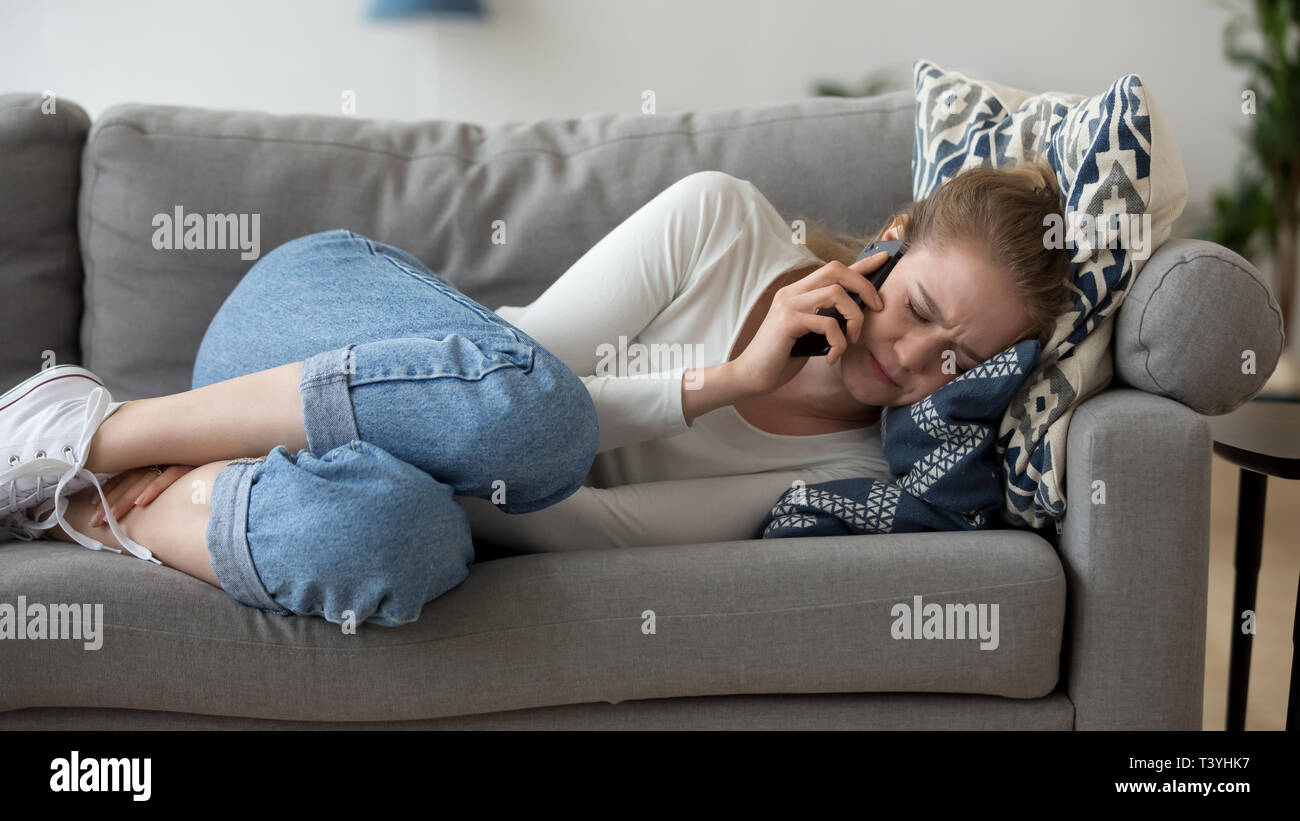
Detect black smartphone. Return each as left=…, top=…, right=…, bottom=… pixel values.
left=789, top=239, right=906, bottom=357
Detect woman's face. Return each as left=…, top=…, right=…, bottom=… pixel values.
left=834, top=216, right=1037, bottom=407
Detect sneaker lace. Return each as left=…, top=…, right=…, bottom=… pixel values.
left=0, top=387, right=160, bottom=564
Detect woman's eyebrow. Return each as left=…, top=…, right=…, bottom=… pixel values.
left=915, top=282, right=988, bottom=363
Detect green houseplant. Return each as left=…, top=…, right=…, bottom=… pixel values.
left=1202, top=0, right=1299, bottom=394
left=811, top=67, right=904, bottom=99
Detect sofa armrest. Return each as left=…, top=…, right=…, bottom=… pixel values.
left=1057, top=387, right=1211, bottom=729
left=0, top=93, right=90, bottom=391
left=1114, top=238, right=1284, bottom=415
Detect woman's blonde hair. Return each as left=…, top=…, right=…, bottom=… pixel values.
left=788, top=160, right=1074, bottom=346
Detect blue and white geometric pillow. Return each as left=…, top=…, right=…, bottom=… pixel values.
left=911, top=59, right=1187, bottom=529
left=760, top=338, right=1039, bottom=537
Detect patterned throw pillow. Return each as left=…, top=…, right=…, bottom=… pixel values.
left=760, top=338, right=1040, bottom=536
left=911, top=59, right=1188, bottom=530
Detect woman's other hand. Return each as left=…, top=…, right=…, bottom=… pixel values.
left=730, top=253, right=889, bottom=396
left=88, top=465, right=194, bottom=527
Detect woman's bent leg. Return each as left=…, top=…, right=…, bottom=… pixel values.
left=298, top=335, right=592, bottom=513
left=56, top=440, right=470, bottom=628
left=84, top=363, right=308, bottom=474
left=46, top=460, right=235, bottom=586
left=208, top=440, right=472, bottom=628
left=192, top=229, right=598, bottom=514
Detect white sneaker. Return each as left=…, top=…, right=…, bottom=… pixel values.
left=0, top=365, right=160, bottom=564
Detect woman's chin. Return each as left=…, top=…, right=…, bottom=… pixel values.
left=839, top=363, right=892, bottom=405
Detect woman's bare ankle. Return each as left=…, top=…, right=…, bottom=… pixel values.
left=39, top=489, right=127, bottom=549
left=82, top=399, right=138, bottom=474
left=35, top=473, right=225, bottom=589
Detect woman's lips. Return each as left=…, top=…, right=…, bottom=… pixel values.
left=868, top=350, right=899, bottom=387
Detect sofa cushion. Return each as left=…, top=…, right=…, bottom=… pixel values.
left=77, top=93, right=915, bottom=400
left=0, top=93, right=90, bottom=393
left=0, top=532, right=1064, bottom=719
left=911, top=58, right=1195, bottom=528
left=761, top=338, right=1041, bottom=535
left=914, top=72, right=1280, bottom=415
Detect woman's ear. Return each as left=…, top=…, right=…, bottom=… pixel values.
left=882, top=214, right=910, bottom=241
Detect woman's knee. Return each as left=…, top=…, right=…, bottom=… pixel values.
left=522, top=348, right=600, bottom=471
left=470, top=359, right=596, bottom=513
left=349, top=333, right=596, bottom=479
left=246, top=441, right=475, bottom=626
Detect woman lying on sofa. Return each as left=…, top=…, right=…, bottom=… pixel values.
left=0, top=162, right=1072, bottom=628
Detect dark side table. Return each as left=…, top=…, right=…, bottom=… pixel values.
left=1204, top=397, right=1300, bottom=731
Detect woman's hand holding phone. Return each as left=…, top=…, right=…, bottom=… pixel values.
left=729, top=253, right=889, bottom=398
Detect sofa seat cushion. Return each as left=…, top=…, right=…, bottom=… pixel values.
left=0, top=531, right=1064, bottom=721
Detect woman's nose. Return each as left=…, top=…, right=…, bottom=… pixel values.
left=893, top=333, right=943, bottom=374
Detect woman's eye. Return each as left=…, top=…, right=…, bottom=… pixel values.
left=905, top=298, right=925, bottom=322
left=908, top=298, right=972, bottom=374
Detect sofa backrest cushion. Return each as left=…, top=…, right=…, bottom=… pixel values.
left=77, top=92, right=915, bottom=399
left=57, top=89, right=1286, bottom=414
left=0, top=93, right=90, bottom=392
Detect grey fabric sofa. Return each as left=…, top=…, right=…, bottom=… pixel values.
left=0, top=89, right=1283, bottom=730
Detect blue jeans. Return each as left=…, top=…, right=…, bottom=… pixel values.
left=192, top=229, right=599, bottom=627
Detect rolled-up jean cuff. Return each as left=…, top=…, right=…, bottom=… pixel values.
left=206, top=458, right=291, bottom=615
left=299, top=345, right=361, bottom=456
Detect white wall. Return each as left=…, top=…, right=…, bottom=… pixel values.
left=0, top=0, right=1263, bottom=239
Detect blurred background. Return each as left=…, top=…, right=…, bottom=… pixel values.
left=0, top=0, right=1269, bottom=238
left=1, top=0, right=1296, bottom=729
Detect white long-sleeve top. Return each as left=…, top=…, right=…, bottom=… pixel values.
left=453, top=170, right=889, bottom=550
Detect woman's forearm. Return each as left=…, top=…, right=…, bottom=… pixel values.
left=681, top=361, right=756, bottom=425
